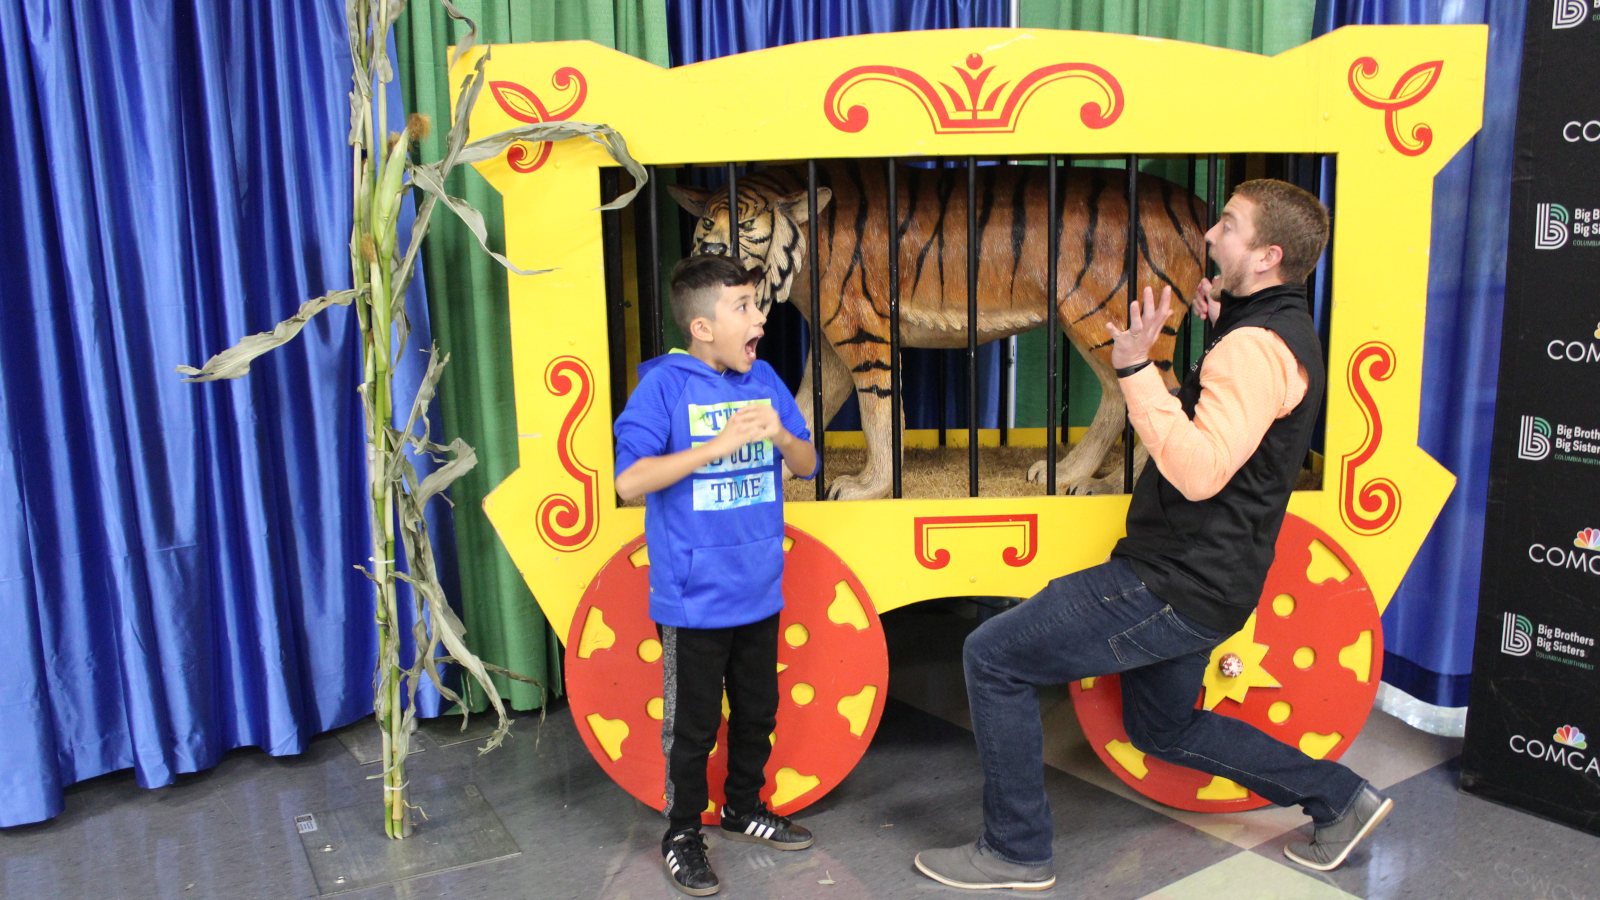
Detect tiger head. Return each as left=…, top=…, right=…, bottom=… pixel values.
left=667, top=177, right=832, bottom=315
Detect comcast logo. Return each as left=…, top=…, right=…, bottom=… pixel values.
left=1553, top=0, right=1588, bottom=28
left=1555, top=725, right=1588, bottom=749
left=1502, top=613, right=1533, bottom=656
left=1520, top=416, right=1551, bottom=460
left=1537, top=203, right=1570, bottom=249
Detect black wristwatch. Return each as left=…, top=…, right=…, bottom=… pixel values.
left=1115, top=360, right=1152, bottom=379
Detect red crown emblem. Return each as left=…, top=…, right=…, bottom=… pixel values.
left=825, top=53, right=1123, bottom=135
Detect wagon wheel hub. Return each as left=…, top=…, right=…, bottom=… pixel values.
left=1203, top=616, right=1279, bottom=708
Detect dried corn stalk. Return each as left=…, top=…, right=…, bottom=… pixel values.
left=178, top=0, right=644, bottom=838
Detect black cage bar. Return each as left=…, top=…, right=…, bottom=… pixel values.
left=887, top=159, right=903, bottom=499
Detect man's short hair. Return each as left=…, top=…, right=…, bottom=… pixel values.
left=668, top=255, right=762, bottom=337
left=1233, top=179, right=1331, bottom=284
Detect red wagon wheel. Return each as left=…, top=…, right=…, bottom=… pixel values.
left=1070, top=513, right=1384, bottom=812
left=565, top=525, right=888, bottom=823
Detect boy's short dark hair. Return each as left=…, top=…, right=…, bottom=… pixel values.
left=669, top=255, right=762, bottom=338
left=1233, top=179, right=1331, bottom=284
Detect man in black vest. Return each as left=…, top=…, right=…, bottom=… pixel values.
left=915, top=180, right=1392, bottom=891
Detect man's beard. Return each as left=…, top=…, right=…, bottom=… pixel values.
left=1212, top=258, right=1249, bottom=295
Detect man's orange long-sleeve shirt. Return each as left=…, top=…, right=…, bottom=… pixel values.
left=1120, top=327, right=1310, bottom=502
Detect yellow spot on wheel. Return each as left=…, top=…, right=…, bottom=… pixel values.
left=1294, top=647, right=1316, bottom=669
left=837, top=685, right=877, bottom=736
left=1106, top=740, right=1148, bottom=779
left=1299, top=731, right=1342, bottom=759
left=1272, top=593, right=1296, bottom=617
left=1196, top=776, right=1249, bottom=801
left=721, top=692, right=730, bottom=720
left=769, top=767, right=820, bottom=806
left=638, top=639, right=662, bottom=663
left=1339, top=630, right=1374, bottom=682
left=709, top=742, right=718, bottom=757
left=585, top=713, right=629, bottom=761
left=1080, top=677, right=1096, bottom=690
left=769, top=732, right=776, bottom=746
left=1306, top=540, right=1351, bottom=584
left=776, top=662, right=788, bottom=673
left=706, top=799, right=717, bottom=814
left=782, top=537, right=794, bottom=552
left=578, top=608, right=615, bottom=659
left=629, top=544, right=650, bottom=567
left=785, top=623, right=810, bottom=647
left=827, top=581, right=869, bottom=631
left=647, top=698, right=663, bottom=720
left=1269, top=701, right=1292, bottom=724
left=791, top=683, right=815, bottom=705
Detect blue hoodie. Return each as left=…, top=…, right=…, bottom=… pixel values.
left=614, top=352, right=813, bottom=629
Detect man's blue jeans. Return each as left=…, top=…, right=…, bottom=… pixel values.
left=964, top=559, right=1366, bottom=866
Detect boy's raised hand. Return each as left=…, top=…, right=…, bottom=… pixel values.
left=731, top=404, right=783, bottom=442
left=703, top=405, right=773, bottom=458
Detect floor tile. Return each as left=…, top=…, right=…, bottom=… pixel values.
left=1138, top=850, right=1362, bottom=900
left=1253, top=757, right=1600, bottom=900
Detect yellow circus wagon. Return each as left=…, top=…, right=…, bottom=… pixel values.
left=449, top=26, right=1486, bottom=821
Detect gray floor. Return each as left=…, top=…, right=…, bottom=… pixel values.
left=4, top=607, right=1598, bottom=900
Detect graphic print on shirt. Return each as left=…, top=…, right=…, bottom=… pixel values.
left=688, top=399, right=777, bottom=511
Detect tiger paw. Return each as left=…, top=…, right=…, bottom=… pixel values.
left=1067, top=474, right=1120, bottom=496
left=826, top=473, right=888, bottom=502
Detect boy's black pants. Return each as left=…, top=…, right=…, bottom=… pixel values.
left=659, top=613, right=779, bottom=833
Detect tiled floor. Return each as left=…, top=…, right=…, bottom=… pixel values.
left=4, top=605, right=1598, bottom=900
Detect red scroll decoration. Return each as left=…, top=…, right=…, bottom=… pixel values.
left=914, top=514, right=1038, bottom=569
left=537, top=356, right=599, bottom=551
left=825, top=53, right=1122, bottom=135
left=1347, top=57, right=1443, bottom=157
left=488, top=68, right=588, bottom=173
left=1340, top=342, right=1401, bottom=536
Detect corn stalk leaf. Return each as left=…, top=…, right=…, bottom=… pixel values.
left=438, top=0, right=478, bottom=69
left=389, top=53, right=489, bottom=309
left=452, top=121, right=648, bottom=210
left=176, top=288, right=362, bottom=382
left=406, top=164, right=554, bottom=278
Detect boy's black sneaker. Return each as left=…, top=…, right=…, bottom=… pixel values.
left=720, top=803, right=814, bottom=850
left=663, top=828, right=719, bottom=896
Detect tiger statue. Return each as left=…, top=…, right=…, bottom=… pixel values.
left=667, top=160, right=1206, bottom=501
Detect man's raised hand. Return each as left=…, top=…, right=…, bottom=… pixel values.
left=1194, top=278, right=1222, bottom=324
left=1106, top=285, right=1174, bottom=369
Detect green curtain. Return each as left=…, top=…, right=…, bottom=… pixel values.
left=395, top=1, right=669, bottom=710
left=1009, top=0, right=1316, bottom=433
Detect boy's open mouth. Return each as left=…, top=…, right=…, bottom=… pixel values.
left=744, top=335, right=760, bottom=361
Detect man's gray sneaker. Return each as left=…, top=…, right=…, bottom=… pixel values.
left=914, top=841, right=1056, bottom=891
left=1283, top=785, right=1394, bottom=871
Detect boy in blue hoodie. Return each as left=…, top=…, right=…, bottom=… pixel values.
left=614, top=255, right=819, bottom=897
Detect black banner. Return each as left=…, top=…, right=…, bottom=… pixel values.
left=1462, top=0, right=1600, bottom=834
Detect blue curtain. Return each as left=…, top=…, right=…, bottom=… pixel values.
left=1314, top=1, right=1526, bottom=707
left=667, top=0, right=1012, bottom=431
left=0, top=0, right=446, bottom=826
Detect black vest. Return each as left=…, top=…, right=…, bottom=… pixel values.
left=1111, top=283, right=1326, bottom=635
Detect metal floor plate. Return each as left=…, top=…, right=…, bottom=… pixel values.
left=296, top=783, right=521, bottom=895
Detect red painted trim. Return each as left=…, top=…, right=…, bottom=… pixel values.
left=487, top=68, right=588, bottom=174
left=913, top=514, right=1039, bottom=569
left=1340, top=342, right=1402, bottom=535
left=825, top=54, right=1122, bottom=135
left=537, top=356, right=599, bottom=551
left=1347, top=57, right=1442, bottom=157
